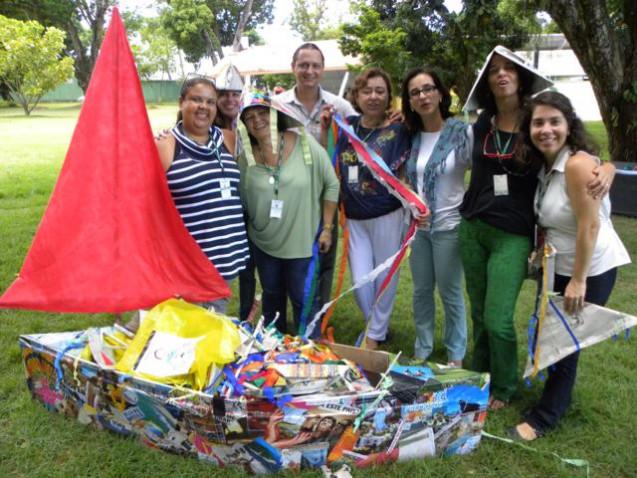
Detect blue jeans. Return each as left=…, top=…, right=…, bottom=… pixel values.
left=200, top=278, right=234, bottom=314
left=252, top=245, right=315, bottom=335
left=526, top=268, right=617, bottom=433
left=410, top=227, right=467, bottom=361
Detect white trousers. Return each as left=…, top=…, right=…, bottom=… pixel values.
left=347, top=208, right=405, bottom=341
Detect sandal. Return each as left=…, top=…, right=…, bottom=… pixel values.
left=506, top=422, right=543, bottom=442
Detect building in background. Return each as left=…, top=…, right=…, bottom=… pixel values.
left=517, top=34, right=601, bottom=121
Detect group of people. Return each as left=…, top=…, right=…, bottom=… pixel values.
left=157, top=43, right=630, bottom=442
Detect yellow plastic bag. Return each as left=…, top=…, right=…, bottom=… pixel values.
left=115, top=298, right=241, bottom=390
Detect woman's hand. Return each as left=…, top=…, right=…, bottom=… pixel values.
left=415, top=210, right=431, bottom=230
left=563, top=278, right=586, bottom=315
left=320, top=104, right=334, bottom=130
left=155, top=128, right=170, bottom=141
left=387, top=109, right=404, bottom=124
left=318, top=227, right=333, bottom=253
left=587, top=161, right=615, bottom=199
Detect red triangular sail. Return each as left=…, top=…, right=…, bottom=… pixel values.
left=0, top=8, right=230, bottom=313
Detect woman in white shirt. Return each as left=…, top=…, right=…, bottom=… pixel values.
left=401, top=68, right=472, bottom=367
left=510, top=91, right=630, bottom=441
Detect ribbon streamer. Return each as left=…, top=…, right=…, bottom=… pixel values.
left=299, top=234, right=321, bottom=337
left=482, top=431, right=590, bottom=477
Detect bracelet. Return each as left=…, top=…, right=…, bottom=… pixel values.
left=322, top=223, right=334, bottom=231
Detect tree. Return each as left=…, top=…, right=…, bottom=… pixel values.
left=124, top=14, right=179, bottom=80
left=0, top=15, right=74, bottom=115
left=161, top=0, right=274, bottom=64
left=289, top=0, right=328, bottom=40
left=339, top=5, right=410, bottom=89
left=161, top=0, right=221, bottom=64
left=0, top=1, right=115, bottom=93
left=527, top=0, right=637, bottom=163
left=433, top=0, right=536, bottom=100
left=232, top=0, right=254, bottom=50
left=340, top=1, right=537, bottom=99
left=260, top=73, right=296, bottom=91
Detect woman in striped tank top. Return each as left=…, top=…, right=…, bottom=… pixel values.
left=156, top=77, right=250, bottom=314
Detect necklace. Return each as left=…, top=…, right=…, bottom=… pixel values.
left=494, top=129, right=513, bottom=156
left=256, top=134, right=285, bottom=192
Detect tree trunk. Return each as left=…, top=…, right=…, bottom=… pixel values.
left=66, top=0, right=111, bottom=93
left=66, top=20, right=92, bottom=92
left=232, top=0, right=255, bottom=51
left=202, top=30, right=219, bottom=65
left=539, top=0, right=637, bottom=162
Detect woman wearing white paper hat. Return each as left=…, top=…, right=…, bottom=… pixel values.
left=237, top=91, right=339, bottom=334
left=214, top=63, right=243, bottom=131
left=458, top=46, right=615, bottom=410
left=211, top=62, right=261, bottom=322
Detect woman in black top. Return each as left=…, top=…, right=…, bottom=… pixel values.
left=458, top=46, right=615, bottom=410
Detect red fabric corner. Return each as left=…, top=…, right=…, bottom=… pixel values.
left=0, top=8, right=230, bottom=313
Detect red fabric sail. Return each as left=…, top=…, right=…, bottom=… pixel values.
left=0, top=8, right=231, bottom=313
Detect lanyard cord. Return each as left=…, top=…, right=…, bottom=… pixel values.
left=494, top=128, right=513, bottom=156
left=355, top=120, right=379, bottom=145
left=261, top=133, right=285, bottom=197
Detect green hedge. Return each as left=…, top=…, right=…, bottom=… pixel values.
left=42, top=80, right=181, bottom=103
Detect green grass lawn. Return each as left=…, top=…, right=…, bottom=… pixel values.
left=1, top=104, right=635, bottom=477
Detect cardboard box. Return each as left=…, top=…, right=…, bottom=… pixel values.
left=20, top=330, right=489, bottom=474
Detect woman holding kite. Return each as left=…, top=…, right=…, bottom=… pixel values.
left=509, top=91, right=629, bottom=441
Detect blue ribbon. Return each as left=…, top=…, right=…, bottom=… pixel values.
left=299, top=231, right=321, bottom=338
left=53, top=335, right=87, bottom=390
left=262, top=387, right=293, bottom=408
left=549, top=299, right=581, bottom=352
left=222, top=365, right=245, bottom=396
left=525, top=313, right=539, bottom=387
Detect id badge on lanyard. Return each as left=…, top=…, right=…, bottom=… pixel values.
left=270, top=199, right=284, bottom=219
left=219, top=178, right=233, bottom=199
left=348, top=165, right=359, bottom=183
left=493, top=174, right=509, bottom=196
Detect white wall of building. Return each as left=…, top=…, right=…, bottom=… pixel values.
left=516, top=48, right=602, bottom=121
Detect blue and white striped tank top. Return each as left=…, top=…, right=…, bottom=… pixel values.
left=166, top=123, right=249, bottom=281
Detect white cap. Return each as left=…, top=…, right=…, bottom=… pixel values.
left=463, top=45, right=553, bottom=112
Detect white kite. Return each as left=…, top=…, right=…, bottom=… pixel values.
left=524, top=244, right=637, bottom=379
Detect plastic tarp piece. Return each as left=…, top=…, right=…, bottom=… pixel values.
left=524, top=296, right=637, bottom=378
left=0, top=8, right=230, bottom=313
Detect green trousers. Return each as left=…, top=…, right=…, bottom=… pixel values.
left=459, top=218, right=531, bottom=402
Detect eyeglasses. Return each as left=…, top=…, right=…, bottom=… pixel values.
left=409, top=85, right=437, bottom=98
